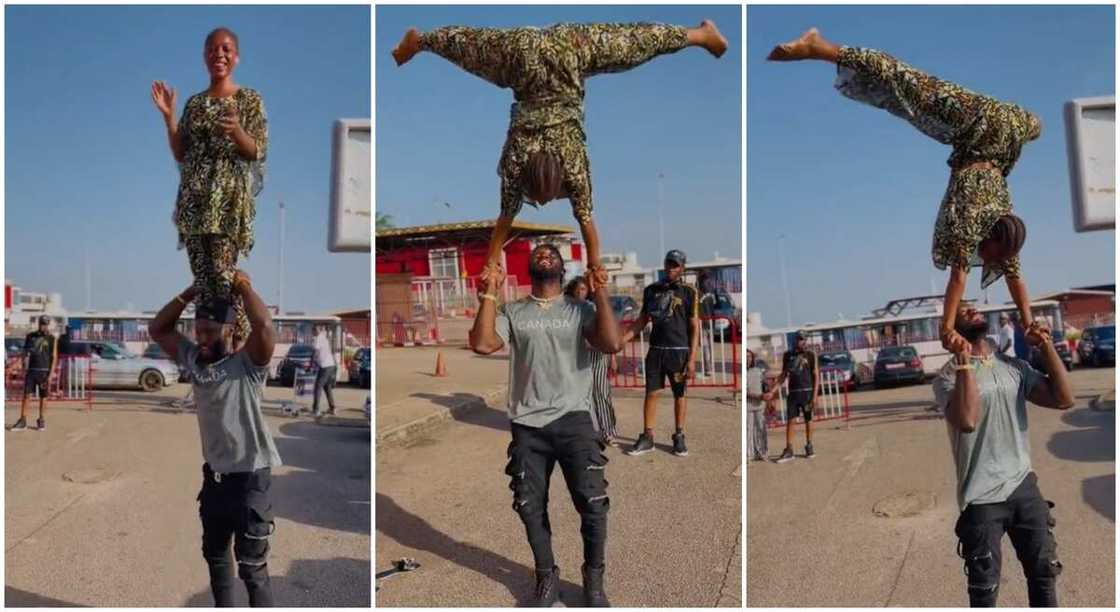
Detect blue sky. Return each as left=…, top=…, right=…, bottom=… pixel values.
left=376, top=4, right=742, bottom=269
left=748, top=5, right=1115, bottom=328
left=5, top=5, right=370, bottom=314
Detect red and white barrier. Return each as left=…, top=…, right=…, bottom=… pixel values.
left=610, top=316, right=740, bottom=391
left=766, top=369, right=849, bottom=429
left=5, top=356, right=95, bottom=410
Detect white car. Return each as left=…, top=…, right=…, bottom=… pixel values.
left=67, top=341, right=179, bottom=391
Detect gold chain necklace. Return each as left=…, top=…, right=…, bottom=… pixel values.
left=527, top=293, right=560, bottom=310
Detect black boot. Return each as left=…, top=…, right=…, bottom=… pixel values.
left=530, top=565, right=560, bottom=607
left=582, top=564, right=610, bottom=607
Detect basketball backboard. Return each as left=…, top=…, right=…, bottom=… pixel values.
left=1064, top=96, right=1114, bottom=232
left=328, top=118, right=371, bottom=252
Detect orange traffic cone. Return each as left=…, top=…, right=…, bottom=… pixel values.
left=434, top=351, right=448, bottom=377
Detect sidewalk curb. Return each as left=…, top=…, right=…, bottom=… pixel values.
left=376, top=384, right=507, bottom=446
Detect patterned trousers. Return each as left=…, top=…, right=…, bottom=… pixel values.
left=184, top=234, right=251, bottom=340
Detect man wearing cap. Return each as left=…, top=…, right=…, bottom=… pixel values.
left=765, top=331, right=819, bottom=462
left=149, top=270, right=281, bottom=607
left=10, top=315, right=58, bottom=432
left=622, top=249, right=700, bottom=457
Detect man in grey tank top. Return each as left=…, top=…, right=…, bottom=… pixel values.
left=934, top=304, right=1073, bottom=606
left=470, top=244, right=621, bottom=607
left=150, top=270, right=281, bottom=607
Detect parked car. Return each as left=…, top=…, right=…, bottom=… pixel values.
left=609, top=295, right=639, bottom=323
left=873, top=345, right=924, bottom=388
left=6, top=337, right=25, bottom=358
left=277, top=343, right=316, bottom=386
left=819, top=350, right=859, bottom=389
left=348, top=347, right=371, bottom=388
left=63, top=340, right=179, bottom=391
left=701, top=290, right=740, bottom=341
left=1077, top=325, right=1115, bottom=367
left=1028, top=331, right=1073, bottom=372
left=142, top=342, right=192, bottom=382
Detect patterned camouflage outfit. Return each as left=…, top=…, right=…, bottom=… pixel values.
left=419, top=23, right=689, bottom=223
left=174, top=88, right=268, bottom=338
left=835, top=47, right=1042, bottom=288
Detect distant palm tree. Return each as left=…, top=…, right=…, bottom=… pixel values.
left=376, top=213, right=395, bottom=231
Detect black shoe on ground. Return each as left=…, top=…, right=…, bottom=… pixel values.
left=671, top=432, right=689, bottom=457
left=10, top=417, right=27, bottom=432
left=775, top=446, right=795, bottom=463
left=530, top=566, right=560, bottom=607
left=625, top=432, right=654, bottom=456
left=805, top=442, right=815, bottom=459
left=35, top=418, right=45, bottom=432
left=582, top=564, right=610, bottom=607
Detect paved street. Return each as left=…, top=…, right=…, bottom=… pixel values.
left=376, top=377, right=742, bottom=607
left=746, top=367, right=1115, bottom=607
left=5, top=383, right=371, bottom=607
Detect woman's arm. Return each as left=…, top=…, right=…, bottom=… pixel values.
left=151, top=81, right=184, bottom=162
left=222, top=94, right=268, bottom=162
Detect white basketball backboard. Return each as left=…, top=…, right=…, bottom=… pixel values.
left=328, top=118, right=371, bottom=252
left=1064, top=96, right=1115, bottom=232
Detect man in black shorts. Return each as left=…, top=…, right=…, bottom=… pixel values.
left=11, top=315, right=58, bottom=432
left=623, top=249, right=700, bottom=457
left=765, top=331, right=818, bottom=462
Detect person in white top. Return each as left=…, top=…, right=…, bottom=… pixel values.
left=998, top=313, right=1015, bottom=356
left=310, top=325, right=337, bottom=416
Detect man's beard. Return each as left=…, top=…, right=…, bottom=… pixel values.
left=199, top=339, right=229, bottom=363
left=957, top=319, right=989, bottom=343
left=528, top=265, right=564, bottom=283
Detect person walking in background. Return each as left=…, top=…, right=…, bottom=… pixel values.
left=311, top=325, right=338, bottom=417
left=765, top=332, right=819, bottom=462
left=998, top=313, right=1015, bottom=356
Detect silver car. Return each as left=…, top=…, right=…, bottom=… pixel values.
left=69, top=341, right=179, bottom=391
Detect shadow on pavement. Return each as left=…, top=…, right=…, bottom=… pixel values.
left=376, top=492, right=584, bottom=606
left=182, top=556, right=371, bottom=607
left=269, top=421, right=371, bottom=535
left=5, top=587, right=90, bottom=607
left=410, top=392, right=509, bottom=433
left=1046, top=407, right=1115, bottom=464
left=1080, top=474, right=1115, bottom=523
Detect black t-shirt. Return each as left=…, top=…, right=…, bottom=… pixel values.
left=782, top=349, right=817, bottom=394
left=24, top=331, right=56, bottom=371
left=641, top=280, right=698, bottom=349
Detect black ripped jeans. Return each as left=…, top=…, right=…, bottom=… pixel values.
left=198, top=464, right=276, bottom=607
left=505, top=411, right=610, bottom=571
left=954, top=472, right=1062, bottom=607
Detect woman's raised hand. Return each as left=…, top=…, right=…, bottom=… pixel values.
left=151, top=81, right=177, bottom=120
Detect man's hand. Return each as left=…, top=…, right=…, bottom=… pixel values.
left=941, top=328, right=969, bottom=354
left=586, top=265, right=609, bottom=294
left=687, top=359, right=696, bottom=380
left=181, top=285, right=202, bottom=302
left=232, top=269, right=251, bottom=294
left=954, top=337, right=974, bottom=363
left=478, top=262, right=506, bottom=297
left=1025, top=321, right=1049, bottom=347
left=219, top=106, right=242, bottom=137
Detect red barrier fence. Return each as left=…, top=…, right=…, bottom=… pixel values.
left=610, top=316, right=740, bottom=390
left=5, top=356, right=95, bottom=410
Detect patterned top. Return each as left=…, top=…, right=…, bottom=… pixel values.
left=420, top=23, right=688, bottom=221
left=174, top=88, right=268, bottom=255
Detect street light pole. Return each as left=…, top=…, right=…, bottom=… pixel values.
left=778, top=233, right=793, bottom=328
left=278, top=200, right=285, bottom=315
left=657, top=172, right=665, bottom=259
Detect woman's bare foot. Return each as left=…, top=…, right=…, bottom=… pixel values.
left=767, top=27, right=836, bottom=62
left=392, top=28, right=423, bottom=66
left=690, top=19, right=727, bottom=58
